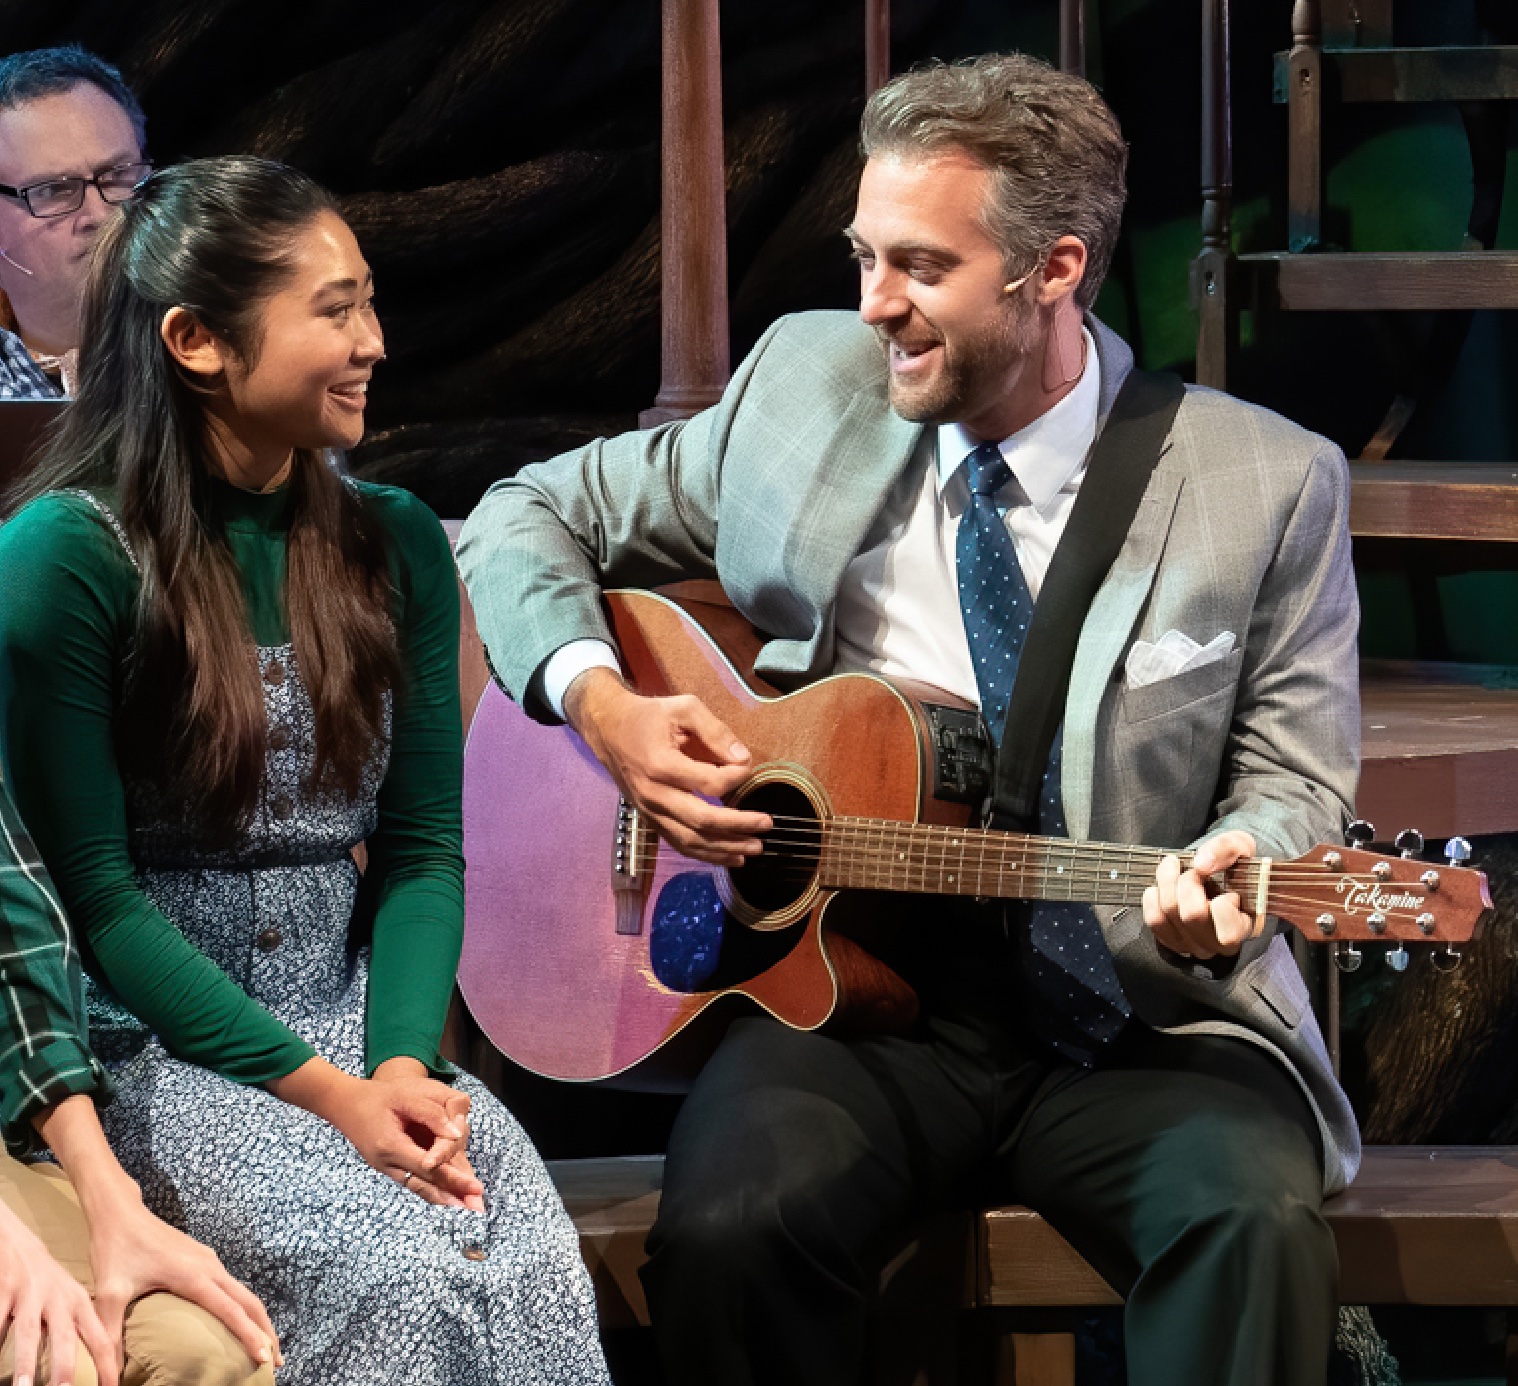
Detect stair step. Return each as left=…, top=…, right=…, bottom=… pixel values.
left=1360, top=660, right=1518, bottom=836
left=1350, top=461, right=1518, bottom=541
left=1274, top=45, right=1518, bottom=104
left=1239, top=252, right=1518, bottom=311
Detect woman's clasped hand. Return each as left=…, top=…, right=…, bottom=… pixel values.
left=270, top=1055, right=485, bottom=1212
left=362, top=1058, right=483, bottom=1211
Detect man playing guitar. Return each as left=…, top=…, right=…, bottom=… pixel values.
left=459, top=53, right=1360, bottom=1386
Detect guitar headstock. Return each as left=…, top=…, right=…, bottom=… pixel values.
left=1265, top=841, right=1493, bottom=944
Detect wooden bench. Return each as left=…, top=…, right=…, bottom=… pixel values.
left=549, top=1147, right=1518, bottom=1386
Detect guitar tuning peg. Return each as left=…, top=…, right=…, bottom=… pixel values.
left=1395, top=829, right=1424, bottom=859
left=1431, top=944, right=1463, bottom=974
left=1385, top=942, right=1409, bottom=972
left=1444, top=836, right=1472, bottom=868
left=1334, top=941, right=1363, bottom=973
left=1346, top=820, right=1376, bottom=849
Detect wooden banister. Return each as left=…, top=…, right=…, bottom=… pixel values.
left=640, top=0, right=731, bottom=429
left=866, top=0, right=890, bottom=96
left=1193, top=0, right=1234, bottom=389
left=1060, top=0, right=1087, bottom=77
left=1288, top=0, right=1324, bottom=251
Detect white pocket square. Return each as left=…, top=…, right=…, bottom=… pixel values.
left=1125, top=630, right=1236, bottom=690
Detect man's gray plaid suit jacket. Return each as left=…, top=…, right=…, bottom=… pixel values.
left=458, top=310, right=1363, bottom=1193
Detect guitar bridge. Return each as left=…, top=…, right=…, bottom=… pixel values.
left=612, top=797, right=658, bottom=935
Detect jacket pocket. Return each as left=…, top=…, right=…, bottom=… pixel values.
left=1248, top=972, right=1304, bottom=1030
left=1118, top=647, right=1245, bottom=725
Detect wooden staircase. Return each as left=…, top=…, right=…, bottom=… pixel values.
left=1194, top=0, right=1518, bottom=843
left=1189, top=0, right=1518, bottom=1075
left=1195, top=0, right=1518, bottom=370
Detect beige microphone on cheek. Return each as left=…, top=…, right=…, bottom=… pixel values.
left=0, top=246, right=34, bottom=276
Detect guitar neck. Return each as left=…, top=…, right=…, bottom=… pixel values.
left=818, top=817, right=1254, bottom=909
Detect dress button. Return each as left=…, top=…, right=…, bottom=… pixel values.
left=270, top=794, right=294, bottom=821
left=256, top=928, right=282, bottom=952
left=269, top=725, right=292, bottom=752
left=462, top=1245, right=487, bottom=1263
left=263, top=661, right=286, bottom=687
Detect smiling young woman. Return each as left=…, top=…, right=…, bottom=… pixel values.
left=0, top=157, right=609, bottom=1385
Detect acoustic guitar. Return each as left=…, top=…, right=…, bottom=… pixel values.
left=459, top=589, right=1492, bottom=1087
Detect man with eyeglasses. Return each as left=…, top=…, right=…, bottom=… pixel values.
left=0, top=46, right=151, bottom=400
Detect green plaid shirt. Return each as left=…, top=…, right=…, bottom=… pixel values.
left=0, top=773, right=109, bottom=1156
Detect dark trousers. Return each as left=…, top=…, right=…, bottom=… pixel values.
left=640, top=908, right=1337, bottom=1386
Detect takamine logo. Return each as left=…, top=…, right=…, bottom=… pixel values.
left=1335, top=880, right=1422, bottom=915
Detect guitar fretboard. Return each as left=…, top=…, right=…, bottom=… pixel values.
left=816, top=816, right=1259, bottom=904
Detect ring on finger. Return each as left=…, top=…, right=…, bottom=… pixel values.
left=402, top=1171, right=415, bottom=1189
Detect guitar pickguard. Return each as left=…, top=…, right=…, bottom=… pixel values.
left=649, top=872, right=727, bottom=990
left=649, top=870, right=805, bottom=994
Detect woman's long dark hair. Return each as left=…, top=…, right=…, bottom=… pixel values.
left=10, top=156, right=401, bottom=837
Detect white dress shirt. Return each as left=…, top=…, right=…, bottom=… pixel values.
left=541, top=330, right=1101, bottom=717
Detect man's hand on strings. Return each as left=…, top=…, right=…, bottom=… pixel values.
left=565, top=667, right=771, bottom=866
left=1142, top=830, right=1259, bottom=959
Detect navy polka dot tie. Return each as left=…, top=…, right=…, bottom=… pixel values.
left=956, top=443, right=1131, bottom=1065
left=957, top=444, right=1033, bottom=745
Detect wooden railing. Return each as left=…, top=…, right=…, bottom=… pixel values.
left=640, top=0, right=1094, bottom=424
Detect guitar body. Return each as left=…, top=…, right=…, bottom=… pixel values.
left=459, top=589, right=984, bottom=1086
left=461, top=588, right=1494, bottom=1086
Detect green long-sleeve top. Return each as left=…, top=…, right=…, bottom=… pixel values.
left=0, top=477, right=465, bottom=1084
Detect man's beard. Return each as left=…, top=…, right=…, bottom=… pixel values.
left=881, top=300, right=1038, bottom=425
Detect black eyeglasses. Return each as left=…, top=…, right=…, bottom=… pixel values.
left=0, top=161, right=153, bottom=219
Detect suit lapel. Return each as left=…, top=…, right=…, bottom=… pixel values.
left=752, top=388, right=924, bottom=683
left=1061, top=464, right=1185, bottom=839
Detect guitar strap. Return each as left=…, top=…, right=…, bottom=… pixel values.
left=989, top=366, right=1187, bottom=831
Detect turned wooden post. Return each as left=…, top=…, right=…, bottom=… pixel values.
left=1192, top=0, right=1235, bottom=390
left=1287, top=0, right=1324, bottom=251
left=1059, top=0, right=1087, bottom=77
left=640, top=0, right=730, bottom=428
left=866, top=0, right=890, bottom=95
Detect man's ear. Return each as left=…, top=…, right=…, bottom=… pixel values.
left=1037, top=234, right=1088, bottom=308
left=160, top=306, right=227, bottom=381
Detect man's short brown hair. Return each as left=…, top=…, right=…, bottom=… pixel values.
left=860, top=53, right=1127, bottom=310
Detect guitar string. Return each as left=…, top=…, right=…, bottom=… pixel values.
left=752, top=825, right=1347, bottom=868
left=723, top=850, right=1445, bottom=918
left=795, top=819, right=1408, bottom=874
left=735, top=830, right=1401, bottom=885
left=708, top=862, right=1450, bottom=932
left=738, top=859, right=1439, bottom=910
left=657, top=807, right=1454, bottom=913
left=747, top=823, right=1353, bottom=872
left=724, top=852, right=1425, bottom=900
left=752, top=808, right=1395, bottom=875
left=744, top=856, right=1397, bottom=894
left=718, top=865, right=1449, bottom=932
left=740, top=812, right=1416, bottom=880
left=726, top=838, right=1449, bottom=922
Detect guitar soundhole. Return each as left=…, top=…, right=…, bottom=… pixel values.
left=729, top=779, right=821, bottom=921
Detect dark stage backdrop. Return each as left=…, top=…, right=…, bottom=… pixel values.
left=5, top=0, right=1517, bottom=652
left=9, top=0, right=1518, bottom=1142
left=6, top=0, right=1518, bottom=658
